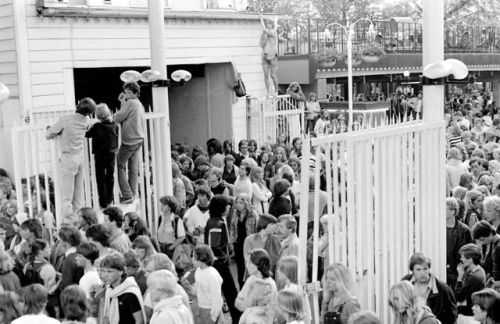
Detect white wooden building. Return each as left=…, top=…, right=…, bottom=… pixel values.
left=0, top=0, right=268, bottom=174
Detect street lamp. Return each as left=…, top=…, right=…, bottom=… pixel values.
left=324, top=19, right=377, bottom=130
left=120, top=69, right=192, bottom=87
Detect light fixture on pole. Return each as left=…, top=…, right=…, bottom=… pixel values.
left=322, top=19, right=382, bottom=131
left=120, top=69, right=192, bottom=87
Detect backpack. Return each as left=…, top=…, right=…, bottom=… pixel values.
left=234, top=77, right=247, bottom=97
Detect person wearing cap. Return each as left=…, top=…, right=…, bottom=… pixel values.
left=276, top=214, right=299, bottom=261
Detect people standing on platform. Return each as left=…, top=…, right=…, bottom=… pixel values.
left=46, top=97, right=96, bottom=226
left=114, top=82, right=145, bottom=204
left=85, top=103, right=119, bottom=209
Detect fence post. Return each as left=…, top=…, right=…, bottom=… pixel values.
left=298, top=138, right=311, bottom=292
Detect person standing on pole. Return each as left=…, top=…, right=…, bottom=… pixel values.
left=114, top=82, right=145, bottom=204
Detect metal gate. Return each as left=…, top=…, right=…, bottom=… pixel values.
left=298, top=120, right=446, bottom=323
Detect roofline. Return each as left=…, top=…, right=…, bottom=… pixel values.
left=36, top=0, right=262, bottom=21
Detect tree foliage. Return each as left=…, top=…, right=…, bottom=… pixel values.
left=246, top=0, right=500, bottom=27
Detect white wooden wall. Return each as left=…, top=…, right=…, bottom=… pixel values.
left=298, top=120, right=446, bottom=323
left=17, top=0, right=267, bottom=147
left=0, top=0, right=17, bottom=97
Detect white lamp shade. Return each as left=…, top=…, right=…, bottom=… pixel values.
left=423, top=61, right=453, bottom=79
left=120, top=70, right=141, bottom=83
left=171, top=70, right=192, bottom=82
left=445, top=59, right=469, bottom=80
left=0, top=82, right=9, bottom=105
left=140, top=69, right=162, bottom=83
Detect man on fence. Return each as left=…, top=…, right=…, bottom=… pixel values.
left=114, top=82, right=145, bottom=204
left=46, top=97, right=96, bottom=226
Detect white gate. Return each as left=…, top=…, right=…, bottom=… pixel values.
left=259, top=95, right=304, bottom=144
left=11, top=112, right=167, bottom=236
left=298, top=120, right=446, bottom=323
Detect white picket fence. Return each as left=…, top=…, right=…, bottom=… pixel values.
left=298, top=119, right=446, bottom=323
left=247, top=95, right=305, bottom=145
left=11, top=111, right=167, bottom=237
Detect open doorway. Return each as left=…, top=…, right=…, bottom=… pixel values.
left=73, top=63, right=235, bottom=150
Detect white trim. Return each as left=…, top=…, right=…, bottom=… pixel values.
left=63, top=69, right=76, bottom=108
left=13, top=0, right=32, bottom=119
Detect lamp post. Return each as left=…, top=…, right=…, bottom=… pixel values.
left=325, top=19, right=375, bottom=130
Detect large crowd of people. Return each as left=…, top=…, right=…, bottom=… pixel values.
left=0, top=85, right=499, bottom=324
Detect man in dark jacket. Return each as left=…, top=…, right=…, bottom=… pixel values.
left=205, top=195, right=241, bottom=323
left=402, top=252, right=458, bottom=324
left=446, top=197, right=473, bottom=287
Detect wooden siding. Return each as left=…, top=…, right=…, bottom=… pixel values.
left=0, top=0, right=18, bottom=98
left=23, top=0, right=266, bottom=143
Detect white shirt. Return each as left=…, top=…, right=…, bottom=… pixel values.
left=12, top=314, right=61, bottom=324
left=236, top=275, right=277, bottom=312
left=194, top=266, right=223, bottom=320
left=233, top=177, right=253, bottom=198
left=79, top=269, right=103, bottom=299
left=184, top=206, right=210, bottom=245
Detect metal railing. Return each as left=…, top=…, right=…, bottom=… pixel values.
left=277, top=18, right=500, bottom=56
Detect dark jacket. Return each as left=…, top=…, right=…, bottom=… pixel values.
left=204, top=217, right=230, bottom=264
left=447, top=221, right=473, bottom=286
left=85, top=119, right=119, bottom=155
left=60, top=252, right=84, bottom=291
left=402, top=274, right=458, bottom=324
left=454, top=265, right=486, bottom=316
left=268, top=193, right=298, bottom=217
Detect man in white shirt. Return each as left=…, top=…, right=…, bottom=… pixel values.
left=76, top=241, right=102, bottom=299
left=184, top=186, right=211, bottom=245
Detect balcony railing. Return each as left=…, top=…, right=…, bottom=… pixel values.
left=277, top=18, right=500, bottom=56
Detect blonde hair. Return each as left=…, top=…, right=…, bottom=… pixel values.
left=277, top=290, right=305, bottom=321
left=276, top=256, right=298, bottom=290
left=464, top=189, right=483, bottom=211
left=452, top=186, right=468, bottom=200
left=146, top=269, right=177, bottom=295
left=323, top=263, right=355, bottom=294
left=388, top=281, right=425, bottom=324
left=0, top=250, right=13, bottom=273
left=95, top=103, right=111, bottom=120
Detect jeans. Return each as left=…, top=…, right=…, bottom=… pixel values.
left=117, top=142, right=142, bottom=200
left=59, top=152, right=84, bottom=225
left=94, top=152, right=116, bottom=208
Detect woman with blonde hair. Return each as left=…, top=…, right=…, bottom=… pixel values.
left=276, top=256, right=311, bottom=324
left=389, top=281, right=440, bottom=324
left=132, top=235, right=157, bottom=269
left=239, top=279, right=276, bottom=324
left=277, top=290, right=306, bottom=324
left=464, top=189, right=484, bottom=229
left=229, top=193, right=258, bottom=288
left=321, top=263, right=360, bottom=324
left=0, top=250, right=20, bottom=292
left=250, top=167, right=272, bottom=215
